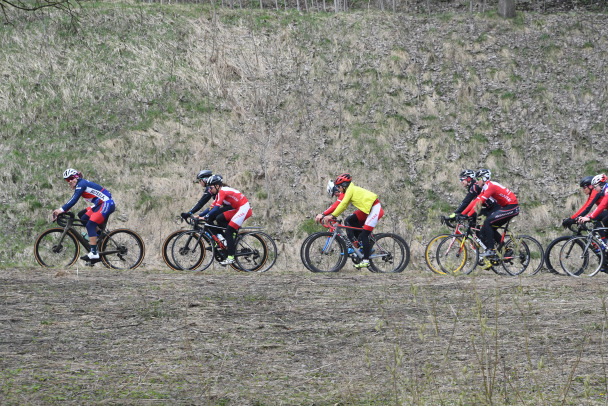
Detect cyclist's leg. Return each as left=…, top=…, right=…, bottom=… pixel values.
left=361, top=202, right=384, bottom=260
left=595, top=212, right=608, bottom=240
left=344, top=212, right=364, bottom=243
left=224, top=204, right=252, bottom=257
left=83, top=200, right=115, bottom=259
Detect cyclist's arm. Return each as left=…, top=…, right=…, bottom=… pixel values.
left=589, top=194, right=608, bottom=220
left=572, top=189, right=600, bottom=219
left=323, top=193, right=344, bottom=216
left=331, top=186, right=354, bottom=218
left=60, top=183, right=85, bottom=212
left=189, top=190, right=212, bottom=215
left=455, top=189, right=478, bottom=214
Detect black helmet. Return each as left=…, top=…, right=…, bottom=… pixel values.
left=206, top=174, right=223, bottom=186
left=197, top=169, right=213, bottom=181
left=459, top=169, right=475, bottom=181
left=580, top=176, right=594, bottom=187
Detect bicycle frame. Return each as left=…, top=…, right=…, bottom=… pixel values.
left=321, top=221, right=387, bottom=261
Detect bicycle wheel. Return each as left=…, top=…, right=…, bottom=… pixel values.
left=171, top=230, right=211, bottom=271
left=161, top=230, right=185, bottom=271
left=231, top=232, right=268, bottom=272
left=436, top=235, right=479, bottom=275
left=34, top=228, right=80, bottom=268
left=368, top=233, right=410, bottom=273
left=304, top=232, right=347, bottom=273
left=424, top=234, right=450, bottom=275
left=300, top=232, right=323, bottom=271
left=248, top=231, right=277, bottom=273
left=543, top=235, right=570, bottom=275
left=518, top=235, right=544, bottom=275
left=559, top=236, right=604, bottom=277
left=500, top=237, right=531, bottom=276
left=99, top=229, right=145, bottom=270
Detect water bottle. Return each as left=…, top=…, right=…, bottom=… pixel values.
left=81, top=232, right=89, bottom=242
left=217, top=234, right=227, bottom=248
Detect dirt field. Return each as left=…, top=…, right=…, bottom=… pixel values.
left=1, top=262, right=608, bottom=405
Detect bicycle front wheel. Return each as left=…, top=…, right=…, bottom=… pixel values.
left=304, top=232, right=347, bottom=273
left=436, top=235, right=478, bottom=275
left=424, top=234, right=451, bottom=275
left=34, top=228, right=80, bottom=268
left=300, top=232, right=323, bottom=271
left=544, top=235, right=570, bottom=276
left=559, top=236, right=604, bottom=277
left=369, top=233, right=410, bottom=273
left=100, top=229, right=145, bottom=270
left=231, top=232, right=268, bottom=273
left=162, top=230, right=185, bottom=271
left=171, top=231, right=211, bottom=271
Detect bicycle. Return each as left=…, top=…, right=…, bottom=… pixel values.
left=34, top=212, right=145, bottom=269
left=169, top=217, right=277, bottom=273
left=543, top=222, right=587, bottom=276
left=301, top=220, right=410, bottom=273
left=436, top=216, right=544, bottom=276
left=424, top=215, right=468, bottom=275
left=558, top=223, right=608, bottom=277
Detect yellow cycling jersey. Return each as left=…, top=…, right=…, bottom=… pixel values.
left=331, top=183, right=378, bottom=217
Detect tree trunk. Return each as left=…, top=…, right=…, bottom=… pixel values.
left=498, top=0, right=516, bottom=18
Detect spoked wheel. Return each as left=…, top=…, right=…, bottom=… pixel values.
left=162, top=230, right=186, bottom=271
left=500, top=237, right=531, bottom=276
left=559, top=236, right=604, bottom=277
left=245, top=231, right=277, bottom=273
left=368, top=233, right=410, bottom=273
left=300, top=232, right=323, bottom=271
left=34, top=228, right=80, bottom=268
left=230, top=233, right=268, bottom=272
left=515, top=235, right=544, bottom=275
left=171, top=230, right=213, bottom=271
left=544, top=235, right=571, bottom=276
left=424, top=234, right=451, bottom=275
left=304, top=232, right=347, bottom=273
left=436, top=235, right=478, bottom=275
left=100, top=229, right=145, bottom=270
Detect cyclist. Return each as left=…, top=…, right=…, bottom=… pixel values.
left=315, top=179, right=343, bottom=223
left=181, top=169, right=213, bottom=221
left=200, top=175, right=252, bottom=266
left=460, top=169, right=519, bottom=267
left=577, top=174, right=608, bottom=239
left=449, top=169, right=497, bottom=219
left=52, top=168, right=115, bottom=263
left=321, top=173, right=383, bottom=269
left=562, top=175, right=601, bottom=227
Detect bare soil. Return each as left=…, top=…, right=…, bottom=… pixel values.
left=1, top=264, right=608, bottom=404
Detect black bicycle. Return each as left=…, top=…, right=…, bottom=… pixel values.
left=34, top=212, right=145, bottom=269
left=168, top=217, right=277, bottom=273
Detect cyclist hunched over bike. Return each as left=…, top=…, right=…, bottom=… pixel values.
left=459, top=169, right=519, bottom=269
left=449, top=169, right=497, bottom=220
left=52, top=168, right=115, bottom=263
left=181, top=169, right=214, bottom=222
left=318, top=173, right=384, bottom=269
left=562, top=175, right=602, bottom=228
left=577, top=174, right=608, bottom=241
left=197, top=175, right=252, bottom=266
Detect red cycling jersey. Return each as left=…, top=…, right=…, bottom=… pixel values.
left=463, top=181, right=518, bottom=216
left=209, top=187, right=249, bottom=211
left=323, top=193, right=345, bottom=216
left=571, top=188, right=599, bottom=219
left=589, top=185, right=608, bottom=219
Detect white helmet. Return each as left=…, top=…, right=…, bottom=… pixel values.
left=326, top=180, right=338, bottom=197
left=592, top=174, right=607, bottom=187
left=63, top=168, right=79, bottom=179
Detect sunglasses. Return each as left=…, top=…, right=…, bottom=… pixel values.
left=65, top=176, right=78, bottom=182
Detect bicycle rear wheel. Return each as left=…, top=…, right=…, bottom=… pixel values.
left=559, top=236, right=604, bottom=277
left=300, top=232, right=323, bottom=271
left=100, top=229, right=145, bottom=270
left=500, top=237, right=531, bottom=276
left=424, top=234, right=450, bottom=275
left=247, top=231, right=277, bottom=273
left=231, top=232, right=268, bottom=272
left=162, top=230, right=185, bottom=271
left=34, top=228, right=80, bottom=268
left=436, top=235, right=478, bottom=275
left=171, top=230, right=211, bottom=271
left=368, top=233, right=410, bottom=273
left=304, top=232, right=347, bottom=273
left=543, top=235, right=570, bottom=276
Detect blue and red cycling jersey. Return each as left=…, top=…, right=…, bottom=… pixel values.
left=61, top=179, right=113, bottom=212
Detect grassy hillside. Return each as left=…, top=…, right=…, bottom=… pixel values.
left=1, top=3, right=607, bottom=267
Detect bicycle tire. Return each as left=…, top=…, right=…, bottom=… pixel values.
left=34, top=228, right=80, bottom=268
left=230, top=232, right=268, bottom=272
left=518, top=235, right=544, bottom=275
left=161, top=229, right=186, bottom=271
left=436, top=235, right=479, bottom=275
left=368, top=233, right=410, bottom=273
left=543, top=235, right=570, bottom=275
left=424, top=234, right=451, bottom=275
left=300, top=232, right=323, bottom=271
left=248, top=231, right=277, bottom=273
left=171, top=230, right=211, bottom=271
left=304, top=231, right=348, bottom=273
left=559, top=236, right=604, bottom=277
left=99, top=229, right=145, bottom=270
left=500, top=237, right=531, bottom=276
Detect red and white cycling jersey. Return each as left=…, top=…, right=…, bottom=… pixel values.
left=209, top=187, right=249, bottom=211
left=589, top=184, right=608, bottom=219
left=463, top=181, right=518, bottom=216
